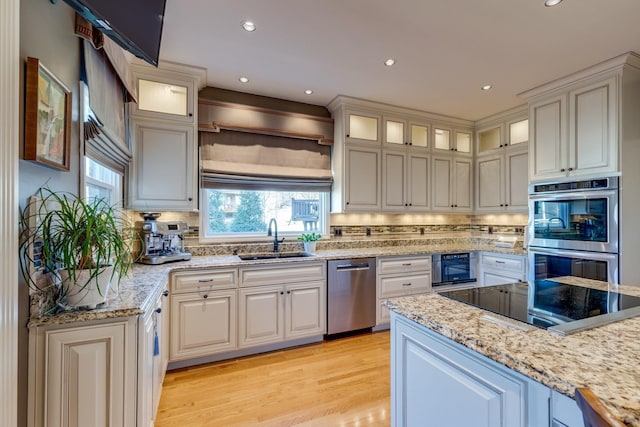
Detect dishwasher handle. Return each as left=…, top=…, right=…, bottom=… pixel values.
left=335, top=263, right=371, bottom=271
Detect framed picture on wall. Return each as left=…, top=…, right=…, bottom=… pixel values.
left=24, top=56, right=72, bottom=171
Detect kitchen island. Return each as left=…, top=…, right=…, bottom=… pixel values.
left=385, top=277, right=640, bottom=426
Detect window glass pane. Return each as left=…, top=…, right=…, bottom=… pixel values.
left=385, top=120, right=404, bottom=144
left=203, top=188, right=327, bottom=237
left=456, top=132, right=471, bottom=153
left=509, top=119, right=529, bottom=145
left=410, top=124, right=428, bottom=148
left=84, top=157, right=122, bottom=206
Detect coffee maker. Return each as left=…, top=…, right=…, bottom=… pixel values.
left=135, top=213, right=192, bottom=265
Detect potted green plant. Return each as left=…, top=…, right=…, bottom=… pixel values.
left=19, top=187, right=135, bottom=309
left=298, top=232, right=322, bottom=253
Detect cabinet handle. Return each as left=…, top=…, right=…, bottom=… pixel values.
left=402, top=263, right=412, bottom=266
left=500, top=204, right=504, bottom=207
left=188, top=197, right=193, bottom=201
left=560, top=168, right=565, bottom=172
left=162, top=290, right=169, bottom=297
left=287, top=290, right=291, bottom=294
left=495, top=260, right=506, bottom=264
left=346, top=134, right=350, bottom=138
left=346, top=201, right=350, bottom=205
left=454, top=204, right=458, bottom=207
left=402, top=283, right=412, bottom=286
left=451, top=204, right=454, bottom=208
left=280, top=291, right=284, bottom=295
left=409, top=142, right=412, bottom=146
left=505, top=203, right=509, bottom=206
left=450, top=148, right=455, bottom=151
left=409, top=203, right=412, bottom=206
left=568, top=167, right=574, bottom=171
left=155, top=307, right=162, bottom=314
left=405, top=203, right=408, bottom=207
left=189, top=113, right=193, bottom=117
left=203, top=294, right=208, bottom=299
left=198, top=278, right=214, bottom=283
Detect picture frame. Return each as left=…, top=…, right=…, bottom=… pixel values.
left=24, top=57, right=72, bottom=171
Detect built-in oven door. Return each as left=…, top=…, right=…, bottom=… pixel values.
left=527, top=189, right=618, bottom=253
left=528, top=247, right=619, bottom=284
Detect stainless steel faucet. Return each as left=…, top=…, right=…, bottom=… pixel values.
left=267, top=218, right=285, bottom=252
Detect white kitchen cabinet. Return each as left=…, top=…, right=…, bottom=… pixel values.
left=478, top=252, right=526, bottom=287
left=432, top=155, right=472, bottom=212
left=28, top=319, right=137, bottom=427
left=127, top=62, right=204, bottom=211
left=474, top=109, right=528, bottom=213
left=170, top=290, right=237, bottom=360
left=391, top=313, right=551, bottom=427
left=169, top=268, right=238, bottom=361
left=238, top=262, right=326, bottom=348
left=377, top=255, right=431, bottom=326
left=476, top=147, right=528, bottom=212
left=383, top=116, right=430, bottom=149
left=128, top=119, right=197, bottom=211
left=328, top=96, right=475, bottom=213
left=382, top=149, right=430, bottom=211
left=525, top=71, right=620, bottom=181
left=138, top=285, right=169, bottom=427
left=344, top=145, right=381, bottom=211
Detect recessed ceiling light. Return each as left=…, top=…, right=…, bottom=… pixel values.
left=304, top=89, right=314, bottom=95
left=242, top=21, right=256, bottom=32
left=239, top=77, right=249, bottom=83
left=544, top=0, right=563, bottom=7
left=481, top=84, right=492, bottom=91
left=384, top=58, right=396, bottom=66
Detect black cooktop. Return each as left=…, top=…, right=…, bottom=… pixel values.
left=439, top=280, right=640, bottom=334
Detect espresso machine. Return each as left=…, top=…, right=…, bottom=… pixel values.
left=135, top=213, right=192, bottom=265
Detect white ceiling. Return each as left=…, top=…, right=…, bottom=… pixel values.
left=160, top=0, right=640, bottom=121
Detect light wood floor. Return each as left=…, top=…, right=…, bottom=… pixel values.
left=155, top=331, right=391, bottom=427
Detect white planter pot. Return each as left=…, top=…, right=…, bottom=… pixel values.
left=58, top=266, right=116, bottom=309
left=303, top=241, right=317, bottom=254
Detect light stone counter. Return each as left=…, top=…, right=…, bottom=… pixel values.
left=385, top=278, right=640, bottom=426
left=28, top=242, right=524, bottom=328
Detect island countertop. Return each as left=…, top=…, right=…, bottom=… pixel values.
left=384, top=277, right=640, bottom=426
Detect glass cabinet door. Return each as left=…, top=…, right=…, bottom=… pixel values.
left=434, top=128, right=451, bottom=151
left=509, top=119, right=529, bottom=146
left=478, top=126, right=502, bottom=153
left=455, top=131, right=471, bottom=153
left=347, top=113, right=379, bottom=142
left=384, top=119, right=405, bottom=145
left=410, top=123, right=429, bottom=148
left=138, top=79, right=189, bottom=116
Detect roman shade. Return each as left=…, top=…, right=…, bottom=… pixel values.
left=200, top=129, right=332, bottom=191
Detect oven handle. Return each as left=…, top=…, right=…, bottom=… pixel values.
left=528, top=246, right=618, bottom=261
left=528, top=189, right=617, bottom=200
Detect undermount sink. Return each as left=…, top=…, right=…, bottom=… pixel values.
left=238, top=252, right=314, bottom=261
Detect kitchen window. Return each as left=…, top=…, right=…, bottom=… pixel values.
left=201, top=189, right=328, bottom=240
left=199, top=129, right=332, bottom=242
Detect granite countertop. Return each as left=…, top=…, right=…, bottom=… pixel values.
left=384, top=277, right=640, bottom=426
left=27, top=242, right=524, bottom=327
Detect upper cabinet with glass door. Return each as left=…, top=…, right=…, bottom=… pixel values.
left=432, top=127, right=472, bottom=155
left=477, top=118, right=528, bottom=155
left=129, top=70, right=196, bottom=123
left=346, top=111, right=381, bottom=144
left=383, top=116, right=429, bottom=150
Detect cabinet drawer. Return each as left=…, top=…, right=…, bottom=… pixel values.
left=380, top=273, right=431, bottom=298
left=240, top=261, right=325, bottom=287
left=481, top=254, right=525, bottom=273
left=378, top=256, right=431, bottom=275
left=171, top=269, right=237, bottom=293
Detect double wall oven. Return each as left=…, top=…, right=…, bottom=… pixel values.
left=527, top=177, right=619, bottom=283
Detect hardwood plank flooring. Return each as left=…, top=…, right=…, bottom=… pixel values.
left=156, top=331, right=391, bottom=426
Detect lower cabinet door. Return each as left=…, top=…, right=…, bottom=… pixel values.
left=392, top=314, right=549, bottom=427
left=238, top=285, right=284, bottom=348
left=170, top=290, right=237, bottom=361
left=43, top=321, right=134, bottom=427
left=285, top=281, right=325, bottom=339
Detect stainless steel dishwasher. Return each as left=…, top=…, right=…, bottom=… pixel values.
left=327, top=258, right=376, bottom=335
